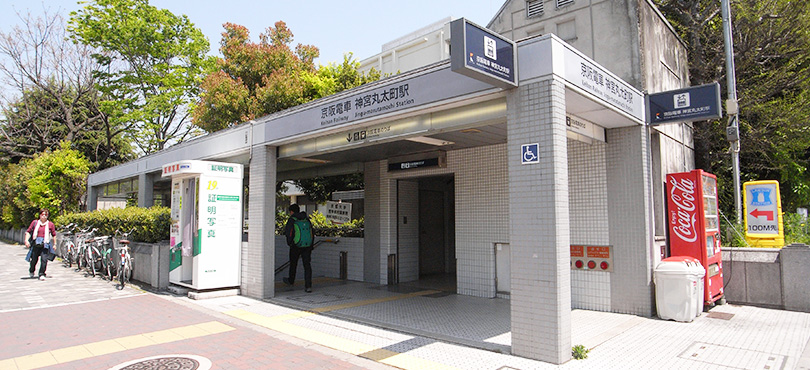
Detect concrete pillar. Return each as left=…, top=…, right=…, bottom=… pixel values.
left=507, top=78, right=571, bottom=364
left=243, top=145, right=277, bottom=299
left=781, top=244, right=810, bottom=312
left=363, top=161, right=381, bottom=283
left=606, top=126, right=656, bottom=316
left=87, top=185, right=99, bottom=211
left=138, top=173, right=154, bottom=208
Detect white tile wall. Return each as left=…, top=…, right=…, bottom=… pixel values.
left=568, top=139, right=611, bottom=311
left=376, top=143, right=509, bottom=297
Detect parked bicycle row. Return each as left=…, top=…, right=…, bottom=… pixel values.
left=55, top=224, right=134, bottom=289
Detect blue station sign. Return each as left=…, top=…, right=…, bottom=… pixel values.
left=450, top=18, right=517, bottom=89
left=646, top=82, right=722, bottom=125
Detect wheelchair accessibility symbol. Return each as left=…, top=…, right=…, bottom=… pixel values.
left=521, top=143, right=539, bottom=164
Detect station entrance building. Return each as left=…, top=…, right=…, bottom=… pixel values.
left=87, top=1, right=693, bottom=364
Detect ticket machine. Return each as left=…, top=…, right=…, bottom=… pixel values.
left=161, top=160, right=243, bottom=290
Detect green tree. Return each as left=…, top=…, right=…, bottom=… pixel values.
left=193, top=21, right=380, bottom=132
left=292, top=173, right=364, bottom=203
left=1, top=82, right=134, bottom=169
left=68, top=0, right=212, bottom=154
left=0, top=10, right=132, bottom=168
left=656, top=0, right=810, bottom=212
left=0, top=142, right=90, bottom=228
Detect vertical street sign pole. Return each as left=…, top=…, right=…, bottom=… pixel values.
left=722, top=0, right=742, bottom=224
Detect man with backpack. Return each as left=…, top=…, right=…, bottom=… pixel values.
left=283, top=204, right=314, bottom=293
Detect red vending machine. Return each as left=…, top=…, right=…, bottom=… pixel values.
left=666, top=169, right=724, bottom=305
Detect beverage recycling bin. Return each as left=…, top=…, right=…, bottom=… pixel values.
left=654, top=256, right=705, bottom=322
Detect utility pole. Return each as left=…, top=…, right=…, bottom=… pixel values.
left=722, top=0, right=742, bottom=224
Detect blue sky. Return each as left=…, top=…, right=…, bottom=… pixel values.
left=0, top=0, right=501, bottom=65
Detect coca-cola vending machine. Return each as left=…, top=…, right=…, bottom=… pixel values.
left=666, top=169, right=724, bottom=305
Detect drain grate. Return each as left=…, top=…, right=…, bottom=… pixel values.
left=110, top=355, right=212, bottom=370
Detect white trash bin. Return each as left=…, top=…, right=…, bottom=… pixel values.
left=654, top=256, right=706, bottom=322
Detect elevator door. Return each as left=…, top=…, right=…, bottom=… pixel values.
left=419, top=189, right=445, bottom=275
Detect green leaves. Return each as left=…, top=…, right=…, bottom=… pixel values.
left=0, top=142, right=91, bottom=228
left=68, top=0, right=212, bottom=154
left=193, top=22, right=380, bottom=133
left=657, top=0, right=810, bottom=213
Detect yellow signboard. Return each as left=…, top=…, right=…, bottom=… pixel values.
left=743, top=180, right=784, bottom=247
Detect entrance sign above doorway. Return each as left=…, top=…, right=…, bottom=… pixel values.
left=562, top=46, right=645, bottom=122
left=647, top=82, right=722, bottom=125
left=450, top=18, right=518, bottom=89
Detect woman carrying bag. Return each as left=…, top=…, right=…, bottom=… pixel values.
left=25, top=209, right=56, bottom=280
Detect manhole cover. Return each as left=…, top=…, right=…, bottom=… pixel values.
left=109, top=355, right=212, bottom=370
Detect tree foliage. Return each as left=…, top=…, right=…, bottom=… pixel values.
left=292, top=173, right=364, bottom=204
left=656, top=0, right=810, bottom=212
left=0, top=142, right=91, bottom=228
left=68, top=0, right=212, bottom=154
left=193, top=21, right=380, bottom=132
left=0, top=10, right=132, bottom=168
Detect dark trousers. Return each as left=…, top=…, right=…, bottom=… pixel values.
left=29, top=245, right=48, bottom=276
left=288, top=246, right=313, bottom=288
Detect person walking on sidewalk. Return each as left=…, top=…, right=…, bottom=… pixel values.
left=282, top=204, right=314, bottom=293
left=24, top=209, right=56, bottom=280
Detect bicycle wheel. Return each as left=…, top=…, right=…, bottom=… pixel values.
left=102, top=251, right=111, bottom=280
left=87, top=248, right=96, bottom=277
left=76, top=247, right=84, bottom=270
left=66, top=242, right=75, bottom=268
left=118, top=262, right=127, bottom=289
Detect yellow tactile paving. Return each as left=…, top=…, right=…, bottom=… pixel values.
left=224, top=298, right=462, bottom=370
left=49, top=345, right=93, bottom=363
left=12, top=352, right=57, bottom=370
left=114, top=333, right=158, bottom=349
left=84, top=339, right=127, bottom=356
left=311, top=289, right=441, bottom=313
left=0, top=321, right=234, bottom=370
left=141, top=328, right=186, bottom=344
left=0, top=358, right=18, bottom=370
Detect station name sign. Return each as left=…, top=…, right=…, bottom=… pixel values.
left=647, top=82, right=722, bottom=125
left=450, top=18, right=517, bottom=89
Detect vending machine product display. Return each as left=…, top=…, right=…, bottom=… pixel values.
left=162, top=160, right=243, bottom=290
left=666, top=169, right=724, bottom=305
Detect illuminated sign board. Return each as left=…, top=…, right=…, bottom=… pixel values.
left=450, top=18, right=517, bottom=89
left=647, top=82, right=722, bottom=125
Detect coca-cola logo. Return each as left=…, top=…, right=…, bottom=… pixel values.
left=669, top=177, right=698, bottom=243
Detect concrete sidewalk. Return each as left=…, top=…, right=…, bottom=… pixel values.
left=185, top=279, right=810, bottom=369
left=3, top=237, right=810, bottom=369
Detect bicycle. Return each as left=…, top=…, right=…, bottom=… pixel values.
left=115, top=228, right=134, bottom=289
left=57, top=223, right=76, bottom=268
left=95, top=235, right=115, bottom=281
left=73, top=226, right=94, bottom=272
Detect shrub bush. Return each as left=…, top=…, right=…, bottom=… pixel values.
left=54, top=206, right=170, bottom=243
left=275, top=210, right=363, bottom=238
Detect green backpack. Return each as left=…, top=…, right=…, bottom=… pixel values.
left=292, top=216, right=313, bottom=248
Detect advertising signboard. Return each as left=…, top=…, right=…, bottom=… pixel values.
left=744, top=180, right=784, bottom=247
left=450, top=18, right=517, bottom=89
left=647, top=82, right=722, bottom=125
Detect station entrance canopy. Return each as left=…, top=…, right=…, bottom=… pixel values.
left=87, top=34, right=644, bottom=188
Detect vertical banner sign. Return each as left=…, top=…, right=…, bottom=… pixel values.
left=450, top=18, right=518, bottom=89
left=744, top=180, right=784, bottom=247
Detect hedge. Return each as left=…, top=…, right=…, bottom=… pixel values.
left=54, top=206, right=171, bottom=243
